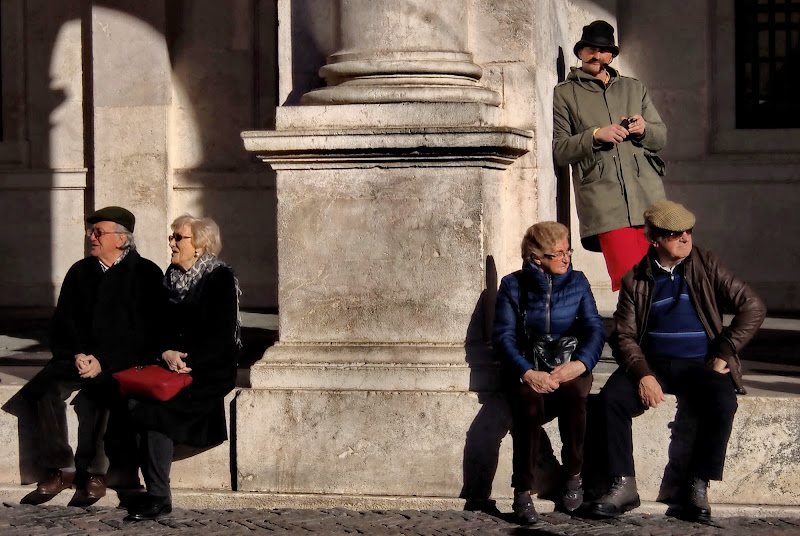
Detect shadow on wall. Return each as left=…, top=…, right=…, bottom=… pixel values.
left=459, top=256, right=564, bottom=510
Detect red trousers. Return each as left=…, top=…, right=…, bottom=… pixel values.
left=597, top=227, right=650, bottom=291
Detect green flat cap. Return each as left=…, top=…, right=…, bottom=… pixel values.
left=86, top=206, right=135, bottom=232
left=644, top=200, right=695, bottom=232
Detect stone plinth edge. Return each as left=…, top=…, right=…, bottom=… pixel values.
left=241, top=126, right=532, bottom=170
left=249, top=343, right=502, bottom=391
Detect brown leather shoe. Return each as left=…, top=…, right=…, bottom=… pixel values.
left=84, top=474, right=106, bottom=499
left=34, top=469, right=76, bottom=496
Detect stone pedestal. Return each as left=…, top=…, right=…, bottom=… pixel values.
left=240, top=0, right=532, bottom=500
left=240, top=101, right=531, bottom=498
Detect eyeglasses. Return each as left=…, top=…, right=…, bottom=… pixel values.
left=168, top=233, right=193, bottom=242
left=86, top=228, right=124, bottom=239
left=662, top=228, right=692, bottom=241
left=542, top=249, right=574, bottom=260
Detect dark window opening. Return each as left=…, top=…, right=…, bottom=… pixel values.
left=735, top=0, right=800, bottom=129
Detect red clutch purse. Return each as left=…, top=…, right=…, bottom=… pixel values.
left=113, top=365, right=193, bottom=401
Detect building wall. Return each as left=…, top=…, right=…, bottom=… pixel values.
left=0, top=0, right=797, bottom=312
left=0, top=0, right=278, bottom=309
left=618, top=0, right=800, bottom=312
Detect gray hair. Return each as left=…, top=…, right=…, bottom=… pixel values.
left=114, top=223, right=135, bottom=250
left=643, top=222, right=660, bottom=243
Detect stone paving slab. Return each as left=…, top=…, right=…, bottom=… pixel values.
left=1, top=503, right=799, bottom=535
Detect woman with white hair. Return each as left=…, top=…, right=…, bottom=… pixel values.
left=124, top=214, right=241, bottom=521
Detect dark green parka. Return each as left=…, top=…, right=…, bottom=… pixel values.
left=553, top=65, right=667, bottom=251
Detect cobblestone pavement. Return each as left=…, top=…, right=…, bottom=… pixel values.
left=1, top=504, right=799, bottom=536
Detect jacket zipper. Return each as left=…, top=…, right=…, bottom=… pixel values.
left=545, top=275, right=552, bottom=335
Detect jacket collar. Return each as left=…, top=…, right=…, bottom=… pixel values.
left=566, top=64, right=619, bottom=91
left=635, top=246, right=697, bottom=281
left=521, top=262, right=573, bottom=292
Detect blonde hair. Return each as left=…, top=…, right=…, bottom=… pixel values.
left=520, top=221, right=569, bottom=263
left=171, top=214, right=222, bottom=256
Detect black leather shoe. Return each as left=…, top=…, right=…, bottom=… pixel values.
left=124, top=496, right=172, bottom=521
left=684, top=477, right=711, bottom=522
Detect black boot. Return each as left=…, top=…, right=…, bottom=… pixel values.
left=684, top=477, right=711, bottom=522
left=511, top=490, right=539, bottom=525
left=589, top=476, right=640, bottom=517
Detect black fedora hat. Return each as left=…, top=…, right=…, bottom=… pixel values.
left=573, top=20, right=619, bottom=58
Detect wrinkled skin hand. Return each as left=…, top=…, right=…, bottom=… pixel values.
left=550, top=360, right=587, bottom=384
left=162, top=350, right=192, bottom=374
left=75, top=353, right=102, bottom=379
left=521, top=369, right=560, bottom=393
left=638, top=375, right=666, bottom=408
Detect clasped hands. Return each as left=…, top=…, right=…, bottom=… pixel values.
left=162, top=350, right=192, bottom=374
left=74, top=353, right=102, bottom=379
left=522, top=360, right=587, bottom=394
left=593, top=114, right=647, bottom=144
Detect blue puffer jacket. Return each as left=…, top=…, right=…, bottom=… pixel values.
left=493, top=262, right=605, bottom=377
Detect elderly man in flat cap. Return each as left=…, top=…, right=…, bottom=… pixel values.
left=21, top=207, right=165, bottom=503
left=553, top=20, right=668, bottom=292
left=589, top=201, right=766, bottom=521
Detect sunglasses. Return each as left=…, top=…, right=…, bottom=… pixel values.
left=86, top=228, right=124, bottom=239
left=661, top=228, right=693, bottom=241
left=168, top=233, right=193, bottom=242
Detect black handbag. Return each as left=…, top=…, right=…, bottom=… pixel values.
left=515, top=273, right=578, bottom=372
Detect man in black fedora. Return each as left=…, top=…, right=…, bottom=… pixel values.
left=553, top=20, right=668, bottom=294
left=20, top=206, right=165, bottom=503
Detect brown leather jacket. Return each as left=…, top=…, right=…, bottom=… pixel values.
left=610, top=245, right=767, bottom=394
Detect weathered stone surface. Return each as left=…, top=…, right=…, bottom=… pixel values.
left=0, top=384, right=235, bottom=490
left=236, top=388, right=800, bottom=505
left=272, top=165, right=496, bottom=344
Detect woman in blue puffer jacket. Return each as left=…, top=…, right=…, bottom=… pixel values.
left=493, top=221, right=605, bottom=524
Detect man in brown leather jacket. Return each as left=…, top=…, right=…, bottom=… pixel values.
left=589, top=201, right=766, bottom=521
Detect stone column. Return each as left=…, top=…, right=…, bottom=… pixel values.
left=239, top=0, right=531, bottom=501
left=301, top=0, right=499, bottom=106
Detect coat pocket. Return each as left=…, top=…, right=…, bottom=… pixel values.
left=579, top=153, right=604, bottom=184
left=643, top=152, right=666, bottom=176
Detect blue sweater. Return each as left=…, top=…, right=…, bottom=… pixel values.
left=493, top=263, right=605, bottom=377
left=641, top=263, right=709, bottom=360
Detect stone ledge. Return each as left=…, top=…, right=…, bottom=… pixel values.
left=235, top=389, right=800, bottom=506
left=0, top=385, right=235, bottom=490
left=0, top=486, right=797, bottom=519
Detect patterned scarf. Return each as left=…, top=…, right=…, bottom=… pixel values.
left=165, top=253, right=242, bottom=347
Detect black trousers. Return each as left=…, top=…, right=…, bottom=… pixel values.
left=507, top=372, right=593, bottom=491
left=21, top=359, right=113, bottom=474
left=136, top=428, right=173, bottom=500
left=599, top=359, right=738, bottom=481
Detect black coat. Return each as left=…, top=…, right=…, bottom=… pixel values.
left=130, top=265, right=239, bottom=448
left=50, top=250, right=166, bottom=374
